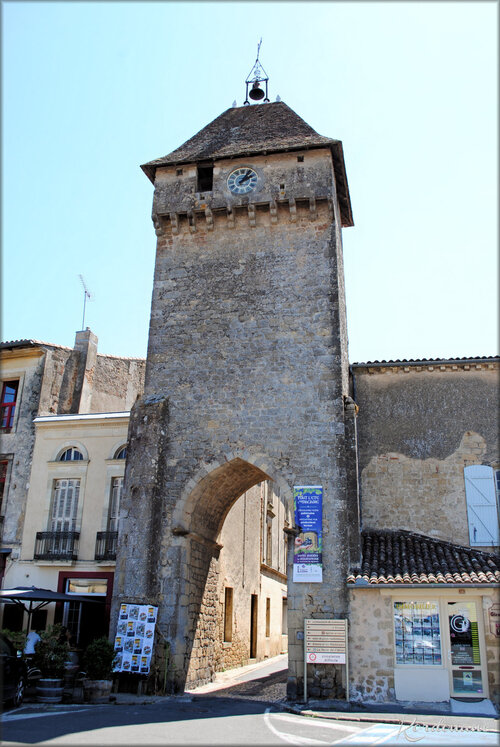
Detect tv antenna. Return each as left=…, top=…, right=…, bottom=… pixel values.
left=78, top=274, right=93, bottom=330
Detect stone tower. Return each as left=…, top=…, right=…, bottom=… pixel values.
left=112, top=101, right=359, bottom=698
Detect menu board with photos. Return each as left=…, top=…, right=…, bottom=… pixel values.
left=113, top=603, right=158, bottom=674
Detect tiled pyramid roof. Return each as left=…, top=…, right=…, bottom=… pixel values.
left=347, top=529, right=500, bottom=585
left=141, top=102, right=353, bottom=227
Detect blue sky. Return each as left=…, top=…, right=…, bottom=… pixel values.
left=2, top=1, right=498, bottom=362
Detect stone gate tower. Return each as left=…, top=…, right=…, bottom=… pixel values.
left=112, top=100, right=359, bottom=699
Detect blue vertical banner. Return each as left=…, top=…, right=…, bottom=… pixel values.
left=293, top=485, right=323, bottom=583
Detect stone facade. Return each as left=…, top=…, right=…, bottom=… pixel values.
left=112, top=102, right=356, bottom=697
left=352, top=360, right=499, bottom=550
left=0, top=331, right=145, bottom=577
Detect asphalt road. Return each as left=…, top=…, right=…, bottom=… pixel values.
left=3, top=699, right=499, bottom=746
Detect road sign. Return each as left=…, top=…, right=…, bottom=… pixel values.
left=304, top=619, right=349, bottom=702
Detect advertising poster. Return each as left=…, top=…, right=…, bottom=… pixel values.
left=293, top=485, right=323, bottom=583
left=114, top=603, right=158, bottom=674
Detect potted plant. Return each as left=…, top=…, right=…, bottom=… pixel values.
left=32, top=624, right=68, bottom=703
left=82, top=637, right=117, bottom=703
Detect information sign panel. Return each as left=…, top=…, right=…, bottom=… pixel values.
left=305, top=619, right=347, bottom=664
left=304, top=619, right=349, bottom=702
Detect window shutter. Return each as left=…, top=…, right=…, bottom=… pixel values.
left=108, top=477, right=123, bottom=531
left=464, top=465, right=499, bottom=546
left=51, top=479, right=79, bottom=531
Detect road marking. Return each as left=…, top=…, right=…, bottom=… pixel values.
left=334, top=723, right=406, bottom=744
left=264, top=708, right=364, bottom=745
left=270, top=713, right=361, bottom=732
left=2, top=708, right=90, bottom=723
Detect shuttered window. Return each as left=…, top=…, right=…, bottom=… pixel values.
left=50, top=479, right=80, bottom=531
left=108, top=476, right=123, bottom=532
left=464, top=465, right=499, bottom=546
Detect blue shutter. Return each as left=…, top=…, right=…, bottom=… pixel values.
left=464, top=465, right=499, bottom=546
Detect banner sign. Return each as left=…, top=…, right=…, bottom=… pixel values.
left=293, top=485, right=323, bottom=583
left=113, top=603, right=158, bottom=674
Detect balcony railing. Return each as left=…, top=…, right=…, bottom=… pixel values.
left=34, top=531, right=80, bottom=561
left=94, top=531, right=118, bottom=561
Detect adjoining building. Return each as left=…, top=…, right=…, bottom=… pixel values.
left=0, top=335, right=289, bottom=664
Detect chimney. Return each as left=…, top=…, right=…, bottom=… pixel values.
left=73, top=328, right=98, bottom=413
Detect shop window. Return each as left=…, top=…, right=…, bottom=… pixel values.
left=393, top=601, right=442, bottom=665
left=464, top=465, right=499, bottom=546
left=223, top=587, right=233, bottom=642
left=0, top=381, right=19, bottom=431
left=265, top=598, right=271, bottom=637
left=59, top=447, right=84, bottom=462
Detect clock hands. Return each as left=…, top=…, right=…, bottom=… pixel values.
left=238, top=169, right=253, bottom=185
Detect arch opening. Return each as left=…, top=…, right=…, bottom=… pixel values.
left=172, top=457, right=293, bottom=690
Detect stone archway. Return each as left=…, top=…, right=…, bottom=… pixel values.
left=170, top=455, right=293, bottom=688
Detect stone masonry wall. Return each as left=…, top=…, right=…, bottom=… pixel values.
left=353, top=363, right=499, bottom=547
left=348, top=590, right=395, bottom=702
left=116, top=146, right=353, bottom=695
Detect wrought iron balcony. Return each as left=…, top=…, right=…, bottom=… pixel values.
left=34, top=531, right=80, bottom=561
left=94, top=530, right=118, bottom=561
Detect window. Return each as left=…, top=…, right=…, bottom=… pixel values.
left=266, top=598, right=271, bottom=637
left=197, top=165, right=213, bottom=192
left=59, top=447, right=83, bottom=462
left=1, top=380, right=18, bottom=431
left=464, top=465, right=499, bottom=546
left=115, top=446, right=127, bottom=460
left=282, top=598, right=288, bottom=635
left=223, top=587, right=233, bottom=642
left=0, top=461, right=8, bottom=512
left=50, top=479, right=80, bottom=531
left=108, top=476, right=123, bottom=532
left=266, top=518, right=273, bottom=566
left=393, top=601, right=442, bottom=665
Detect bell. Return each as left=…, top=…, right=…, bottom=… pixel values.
left=249, top=81, right=265, bottom=101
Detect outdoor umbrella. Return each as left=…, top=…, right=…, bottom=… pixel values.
left=0, top=586, right=102, bottom=632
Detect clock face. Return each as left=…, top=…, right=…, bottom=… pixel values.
left=227, top=167, right=258, bottom=195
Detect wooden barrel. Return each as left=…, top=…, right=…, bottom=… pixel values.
left=36, top=678, right=63, bottom=703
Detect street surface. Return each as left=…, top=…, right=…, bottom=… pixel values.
left=2, top=700, right=498, bottom=746
left=2, top=657, right=498, bottom=745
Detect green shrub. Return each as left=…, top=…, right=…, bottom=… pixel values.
left=1, top=628, right=28, bottom=656
left=32, top=624, right=68, bottom=678
left=82, top=637, right=117, bottom=680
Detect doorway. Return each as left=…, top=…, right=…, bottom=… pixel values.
left=250, top=594, right=258, bottom=659
left=446, top=599, right=486, bottom=697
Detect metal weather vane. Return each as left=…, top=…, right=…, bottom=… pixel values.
left=244, top=38, right=270, bottom=105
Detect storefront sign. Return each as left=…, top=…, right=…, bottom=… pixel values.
left=113, top=603, right=158, bottom=674
left=293, top=485, right=323, bottom=583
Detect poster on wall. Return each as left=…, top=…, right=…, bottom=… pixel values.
left=293, top=485, right=323, bottom=583
left=113, top=603, right=158, bottom=674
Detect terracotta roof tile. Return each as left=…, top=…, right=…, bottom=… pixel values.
left=347, top=530, right=500, bottom=586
